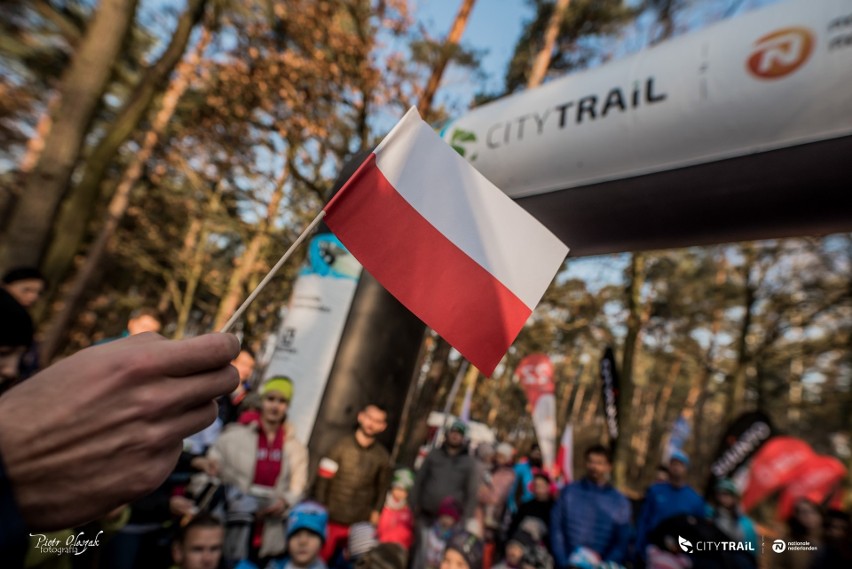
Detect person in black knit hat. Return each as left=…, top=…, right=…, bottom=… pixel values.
left=0, top=288, right=34, bottom=395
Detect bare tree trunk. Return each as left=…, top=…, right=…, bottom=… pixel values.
left=651, top=0, right=676, bottom=45
left=557, top=378, right=577, bottom=430
left=396, top=338, right=453, bottom=466
left=417, top=0, right=477, bottom=116
left=725, top=246, right=756, bottom=424
left=569, top=382, right=587, bottom=424
left=582, top=389, right=601, bottom=425
left=40, top=27, right=210, bottom=361
left=613, top=252, right=645, bottom=488
left=167, top=216, right=203, bottom=330
left=174, top=219, right=212, bottom=339
left=213, top=164, right=288, bottom=330
left=19, top=97, right=60, bottom=175
left=487, top=364, right=514, bottom=426
left=527, top=0, right=571, bottom=88
left=0, top=0, right=139, bottom=271
left=637, top=359, right=682, bottom=478
left=39, top=0, right=209, bottom=296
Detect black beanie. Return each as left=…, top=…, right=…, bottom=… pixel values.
left=2, top=266, right=45, bottom=285
left=0, top=289, right=34, bottom=347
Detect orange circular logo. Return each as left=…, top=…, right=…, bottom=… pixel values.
left=747, top=27, right=814, bottom=79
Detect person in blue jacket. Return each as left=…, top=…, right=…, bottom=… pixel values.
left=634, top=450, right=705, bottom=564
left=508, top=444, right=542, bottom=514
left=550, top=444, right=631, bottom=568
left=707, top=478, right=758, bottom=569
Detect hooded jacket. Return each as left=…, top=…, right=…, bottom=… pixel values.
left=412, top=444, right=479, bottom=521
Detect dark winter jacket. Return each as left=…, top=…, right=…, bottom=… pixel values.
left=551, top=478, right=631, bottom=567
left=508, top=498, right=555, bottom=546
left=635, top=482, right=705, bottom=560
left=314, top=434, right=390, bottom=526
left=412, top=444, right=479, bottom=521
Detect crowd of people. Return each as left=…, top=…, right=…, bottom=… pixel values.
left=1, top=267, right=851, bottom=569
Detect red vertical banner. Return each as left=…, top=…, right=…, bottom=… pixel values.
left=515, top=354, right=557, bottom=471
left=741, top=436, right=815, bottom=511
left=776, top=455, right=847, bottom=520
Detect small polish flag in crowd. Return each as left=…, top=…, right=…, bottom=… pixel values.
left=317, top=458, right=339, bottom=479
left=323, top=108, right=569, bottom=376
left=555, top=424, right=573, bottom=485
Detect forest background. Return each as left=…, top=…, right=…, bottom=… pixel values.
left=0, top=0, right=848, bottom=510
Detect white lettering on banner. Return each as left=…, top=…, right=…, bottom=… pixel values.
left=601, top=359, right=618, bottom=440
left=681, top=535, right=757, bottom=553
left=710, top=422, right=772, bottom=477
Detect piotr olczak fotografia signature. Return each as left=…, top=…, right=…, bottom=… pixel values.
left=30, top=531, right=104, bottom=555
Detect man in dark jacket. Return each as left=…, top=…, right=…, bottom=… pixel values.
left=412, top=420, right=479, bottom=530
left=315, top=403, right=391, bottom=561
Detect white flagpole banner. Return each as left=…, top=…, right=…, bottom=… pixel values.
left=263, top=233, right=361, bottom=444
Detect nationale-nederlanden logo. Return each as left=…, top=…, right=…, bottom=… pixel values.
left=747, top=27, right=815, bottom=79
left=772, top=538, right=818, bottom=553
left=30, top=531, right=103, bottom=556
left=679, top=535, right=755, bottom=553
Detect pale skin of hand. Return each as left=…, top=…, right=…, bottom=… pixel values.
left=169, top=495, right=198, bottom=517
left=190, top=456, right=219, bottom=477
left=0, top=332, right=240, bottom=531
left=257, top=497, right=287, bottom=518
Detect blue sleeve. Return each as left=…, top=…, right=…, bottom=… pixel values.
left=634, top=488, right=655, bottom=562
left=603, top=497, right=631, bottom=563
left=690, top=490, right=706, bottom=518
left=0, top=450, right=28, bottom=567
left=550, top=488, right=571, bottom=569
left=507, top=465, right=521, bottom=514
left=741, top=516, right=759, bottom=555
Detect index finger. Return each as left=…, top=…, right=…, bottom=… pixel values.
left=152, top=333, right=241, bottom=377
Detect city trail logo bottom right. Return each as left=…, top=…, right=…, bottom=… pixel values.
left=678, top=536, right=694, bottom=553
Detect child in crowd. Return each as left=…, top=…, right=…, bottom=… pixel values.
left=237, top=501, right=328, bottom=569
left=440, top=531, right=484, bottom=569
left=334, top=522, right=378, bottom=569
left=354, top=543, right=408, bottom=569
left=423, top=497, right=463, bottom=569
left=377, top=468, right=415, bottom=550
left=491, top=531, right=535, bottom=569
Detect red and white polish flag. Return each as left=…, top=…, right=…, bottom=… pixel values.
left=323, top=108, right=569, bottom=376
left=317, top=457, right=339, bottom=479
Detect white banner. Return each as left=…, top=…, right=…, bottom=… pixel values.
left=443, top=0, right=852, bottom=198
left=264, top=234, right=361, bottom=445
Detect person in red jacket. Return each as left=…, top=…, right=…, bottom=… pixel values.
left=377, top=468, right=415, bottom=551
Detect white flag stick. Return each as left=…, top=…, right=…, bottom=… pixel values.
left=219, top=210, right=326, bottom=334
